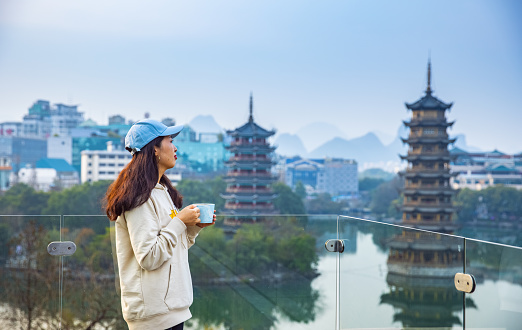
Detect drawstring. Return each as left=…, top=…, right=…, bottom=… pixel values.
left=180, top=234, right=187, bottom=249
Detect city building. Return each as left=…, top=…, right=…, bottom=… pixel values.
left=176, top=131, right=228, bottom=174
left=0, top=156, right=12, bottom=191
left=17, top=158, right=79, bottom=191
left=80, top=141, right=181, bottom=184
left=108, top=115, right=126, bottom=125
left=80, top=142, right=132, bottom=183
left=22, top=100, right=52, bottom=138
left=221, top=95, right=278, bottom=224
left=450, top=148, right=522, bottom=190
left=0, top=122, right=23, bottom=137
left=22, top=100, right=84, bottom=139
left=72, top=136, right=122, bottom=173
left=0, top=136, right=48, bottom=173
left=283, top=157, right=358, bottom=197
left=47, top=136, right=73, bottom=165
left=317, top=158, right=358, bottom=197
left=22, top=114, right=51, bottom=138
left=50, top=103, right=84, bottom=136
left=166, top=125, right=230, bottom=175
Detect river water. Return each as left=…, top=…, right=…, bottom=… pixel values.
left=186, top=218, right=522, bottom=330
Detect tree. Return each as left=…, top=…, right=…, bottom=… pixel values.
left=294, top=181, right=307, bottom=199
left=454, top=186, right=522, bottom=222
left=306, top=193, right=343, bottom=214
left=176, top=177, right=226, bottom=210
left=0, top=221, right=61, bottom=329
left=358, top=177, right=387, bottom=192
left=453, top=188, right=478, bottom=221
left=369, top=176, right=402, bottom=217
left=42, top=180, right=111, bottom=216
left=272, top=182, right=306, bottom=215
left=0, top=183, right=50, bottom=215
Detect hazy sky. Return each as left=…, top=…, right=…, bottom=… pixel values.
left=1, top=0, right=521, bottom=152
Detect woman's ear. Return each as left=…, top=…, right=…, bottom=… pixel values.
left=154, top=146, right=159, bottom=156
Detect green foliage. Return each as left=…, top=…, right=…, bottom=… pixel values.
left=42, top=180, right=111, bottom=215
left=176, top=176, right=226, bottom=210
left=0, top=183, right=50, bottom=215
left=272, top=182, right=306, bottom=214
left=370, top=176, right=401, bottom=216
left=294, top=181, right=307, bottom=199
left=233, top=224, right=275, bottom=274
left=273, top=223, right=318, bottom=273
left=190, top=219, right=318, bottom=282
left=455, top=185, right=522, bottom=221
left=230, top=221, right=318, bottom=276
left=453, top=188, right=478, bottom=220
left=0, top=223, right=9, bottom=262
left=306, top=193, right=343, bottom=214
left=358, top=177, right=387, bottom=192
left=387, top=196, right=403, bottom=219
left=359, top=168, right=395, bottom=180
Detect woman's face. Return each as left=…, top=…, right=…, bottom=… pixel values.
left=155, top=135, right=178, bottom=171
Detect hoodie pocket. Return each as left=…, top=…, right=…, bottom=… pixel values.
left=164, top=261, right=193, bottom=310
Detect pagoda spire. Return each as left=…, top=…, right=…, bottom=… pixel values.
left=249, top=92, right=254, bottom=123
left=426, top=57, right=432, bottom=94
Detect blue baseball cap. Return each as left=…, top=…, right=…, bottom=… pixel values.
left=125, top=119, right=184, bottom=155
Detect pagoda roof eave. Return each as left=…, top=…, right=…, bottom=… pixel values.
left=403, top=120, right=455, bottom=127
left=226, top=146, right=276, bottom=152
left=225, top=160, right=276, bottom=166
left=405, top=92, right=453, bottom=111
left=226, top=121, right=275, bottom=137
left=403, top=189, right=456, bottom=195
left=400, top=155, right=451, bottom=161
left=402, top=206, right=456, bottom=213
left=401, top=138, right=456, bottom=144
left=224, top=177, right=278, bottom=184
left=403, top=172, right=452, bottom=178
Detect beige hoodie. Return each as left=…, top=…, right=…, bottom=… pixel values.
left=115, top=183, right=202, bottom=330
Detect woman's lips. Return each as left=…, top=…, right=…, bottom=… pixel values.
left=174, top=155, right=177, bottom=159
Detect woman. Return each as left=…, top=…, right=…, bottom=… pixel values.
left=105, top=119, right=215, bottom=330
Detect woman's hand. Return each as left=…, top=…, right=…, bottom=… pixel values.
left=176, top=204, right=201, bottom=226
left=196, top=210, right=216, bottom=228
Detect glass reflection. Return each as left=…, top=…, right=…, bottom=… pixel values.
left=0, top=216, right=60, bottom=329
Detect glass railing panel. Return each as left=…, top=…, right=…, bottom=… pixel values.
left=0, top=215, right=61, bottom=329
left=61, top=215, right=125, bottom=329
left=59, top=214, right=337, bottom=329
left=338, top=216, right=466, bottom=329
left=465, top=239, right=522, bottom=329
left=189, top=214, right=337, bottom=330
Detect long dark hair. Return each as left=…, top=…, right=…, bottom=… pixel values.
left=105, top=136, right=183, bottom=221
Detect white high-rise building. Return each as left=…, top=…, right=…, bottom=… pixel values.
left=47, top=136, right=73, bottom=165
left=81, top=142, right=182, bottom=184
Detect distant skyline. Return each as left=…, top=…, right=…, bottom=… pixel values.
left=1, top=0, right=521, bottom=153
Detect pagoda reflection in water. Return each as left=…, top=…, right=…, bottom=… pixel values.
left=381, top=60, right=474, bottom=328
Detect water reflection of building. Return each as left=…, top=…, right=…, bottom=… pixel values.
left=380, top=274, right=474, bottom=328
left=221, top=95, right=278, bottom=224
left=380, top=61, right=470, bottom=328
